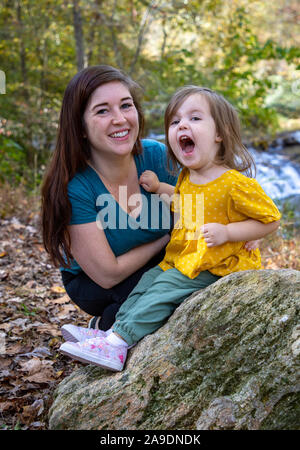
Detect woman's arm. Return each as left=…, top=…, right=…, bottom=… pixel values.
left=68, top=223, right=169, bottom=289
left=201, top=219, right=280, bottom=247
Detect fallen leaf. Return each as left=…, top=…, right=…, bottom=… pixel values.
left=6, top=296, right=23, bottom=304
left=57, top=306, right=77, bottom=319
left=10, top=318, right=28, bottom=330
left=19, top=346, right=52, bottom=358
left=18, top=357, right=56, bottom=384
left=19, top=357, right=42, bottom=375
left=0, top=270, right=8, bottom=281
left=53, top=294, right=71, bottom=304
left=20, top=399, right=44, bottom=424
left=0, top=357, right=13, bottom=370
left=55, top=370, right=64, bottom=378
left=6, top=343, right=31, bottom=356
left=11, top=217, right=25, bottom=228
left=24, top=280, right=37, bottom=289
left=0, top=369, right=11, bottom=380
left=48, top=338, right=60, bottom=347
left=0, top=401, right=16, bottom=413
left=24, top=367, right=56, bottom=384
left=50, top=286, right=66, bottom=294
left=37, top=323, right=60, bottom=337
left=0, top=323, right=12, bottom=332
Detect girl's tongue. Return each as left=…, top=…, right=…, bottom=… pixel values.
left=180, top=136, right=195, bottom=154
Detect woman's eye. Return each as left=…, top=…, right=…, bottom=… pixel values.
left=96, top=108, right=108, bottom=115
left=121, top=103, right=133, bottom=109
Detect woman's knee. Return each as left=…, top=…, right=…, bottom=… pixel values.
left=62, top=277, right=113, bottom=316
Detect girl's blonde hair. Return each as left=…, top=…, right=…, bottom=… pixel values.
left=164, top=86, right=255, bottom=177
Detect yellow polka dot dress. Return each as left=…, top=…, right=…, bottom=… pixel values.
left=159, top=168, right=281, bottom=279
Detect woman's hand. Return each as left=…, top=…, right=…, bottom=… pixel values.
left=244, top=240, right=260, bottom=251
left=139, top=170, right=160, bottom=193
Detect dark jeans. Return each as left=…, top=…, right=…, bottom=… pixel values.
left=61, top=248, right=166, bottom=331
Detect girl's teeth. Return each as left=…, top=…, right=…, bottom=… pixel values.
left=179, top=135, right=194, bottom=152
left=111, top=130, right=129, bottom=138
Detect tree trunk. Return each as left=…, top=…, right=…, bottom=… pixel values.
left=129, top=0, right=156, bottom=76
left=73, top=0, right=85, bottom=71
left=16, top=0, right=27, bottom=90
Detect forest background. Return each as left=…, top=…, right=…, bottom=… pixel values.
left=0, top=0, right=299, bottom=430
left=0, top=0, right=299, bottom=192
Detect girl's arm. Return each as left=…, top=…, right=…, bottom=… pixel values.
left=68, top=223, right=170, bottom=289
left=139, top=170, right=175, bottom=198
left=202, top=219, right=280, bottom=248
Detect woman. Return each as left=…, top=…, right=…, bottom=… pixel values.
left=41, top=65, right=177, bottom=331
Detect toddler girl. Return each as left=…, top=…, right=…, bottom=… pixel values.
left=60, top=86, right=281, bottom=371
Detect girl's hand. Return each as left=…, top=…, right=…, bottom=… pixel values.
left=201, top=223, right=261, bottom=250
left=244, top=240, right=260, bottom=251
left=139, top=170, right=160, bottom=193
left=201, top=223, right=229, bottom=247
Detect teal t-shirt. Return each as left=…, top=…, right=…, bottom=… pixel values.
left=61, top=139, right=178, bottom=274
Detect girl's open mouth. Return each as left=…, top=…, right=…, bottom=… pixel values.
left=179, top=135, right=195, bottom=155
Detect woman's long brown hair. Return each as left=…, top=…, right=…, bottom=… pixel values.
left=41, top=65, right=145, bottom=268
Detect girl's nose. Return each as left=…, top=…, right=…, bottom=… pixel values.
left=178, top=119, right=188, bottom=129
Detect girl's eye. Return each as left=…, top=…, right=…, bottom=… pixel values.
left=191, top=116, right=201, bottom=121
left=170, top=119, right=179, bottom=125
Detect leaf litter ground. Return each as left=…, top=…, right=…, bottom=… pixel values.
left=0, top=210, right=299, bottom=430
left=0, top=214, right=90, bottom=430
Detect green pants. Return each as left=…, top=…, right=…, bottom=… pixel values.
left=113, top=266, right=220, bottom=346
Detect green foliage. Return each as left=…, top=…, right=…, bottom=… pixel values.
left=0, top=0, right=299, bottom=186
left=0, top=134, right=26, bottom=184
left=276, top=199, right=297, bottom=240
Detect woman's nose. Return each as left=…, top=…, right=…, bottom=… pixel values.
left=112, top=109, right=126, bottom=124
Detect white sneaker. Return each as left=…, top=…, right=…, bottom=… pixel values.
left=61, top=324, right=108, bottom=343
left=59, top=336, right=127, bottom=371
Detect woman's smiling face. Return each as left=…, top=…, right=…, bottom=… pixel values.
left=168, top=93, right=222, bottom=173
left=83, top=81, right=139, bottom=159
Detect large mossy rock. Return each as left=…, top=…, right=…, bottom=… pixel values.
left=49, top=269, right=300, bottom=430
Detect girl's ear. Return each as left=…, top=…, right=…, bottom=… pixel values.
left=215, top=134, right=222, bottom=142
